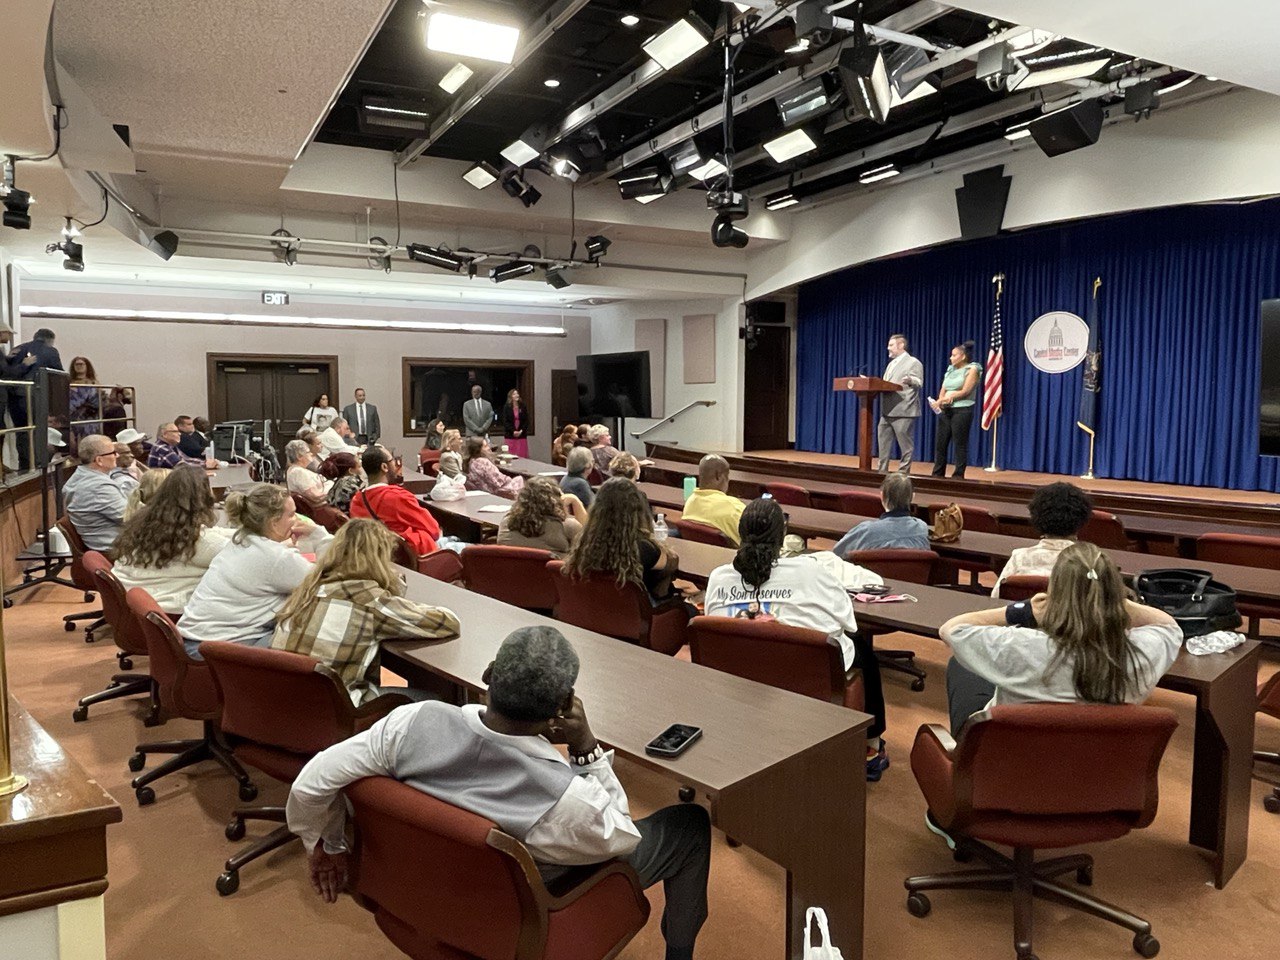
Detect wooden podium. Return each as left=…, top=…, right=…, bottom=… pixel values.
left=833, top=376, right=902, bottom=470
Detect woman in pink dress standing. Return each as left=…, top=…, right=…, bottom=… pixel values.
left=500, top=388, right=530, bottom=459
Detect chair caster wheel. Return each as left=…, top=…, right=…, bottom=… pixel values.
left=135, top=786, right=156, bottom=806
left=953, top=846, right=974, bottom=863
left=85, top=630, right=97, bottom=642
left=1076, top=865, right=1093, bottom=886
left=128, top=753, right=146, bottom=772
left=143, top=711, right=162, bottom=728
left=119, top=657, right=133, bottom=670
left=678, top=786, right=695, bottom=803
left=84, top=592, right=94, bottom=603
left=1133, top=933, right=1160, bottom=958
left=910, top=678, right=926, bottom=692
left=72, top=706, right=88, bottom=722
left=216, top=871, right=240, bottom=896
left=1264, top=793, right=1280, bottom=814
left=238, top=782, right=258, bottom=802
left=225, top=817, right=246, bottom=841
left=906, top=892, right=931, bottom=918
left=65, top=621, right=76, bottom=632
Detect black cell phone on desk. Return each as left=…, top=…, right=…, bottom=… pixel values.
left=645, top=723, right=702, bottom=758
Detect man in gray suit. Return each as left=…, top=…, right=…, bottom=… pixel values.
left=877, top=333, right=925, bottom=473
left=463, top=383, right=495, bottom=437
left=342, top=387, right=380, bottom=445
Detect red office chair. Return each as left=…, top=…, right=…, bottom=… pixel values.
left=1081, top=510, right=1135, bottom=550
left=587, top=467, right=606, bottom=486
left=461, top=545, right=558, bottom=612
left=72, top=553, right=156, bottom=724
left=1196, top=533, right=1280, bottom=640
left=292, top=495, right=317, bottom=520
left=763, top=482, right=811, bottom=508
left=547, top=560, right=689, bottom=656
left=200, top=643, right=409, bottom=896
left=125, top=589, right=257, bottom=805
left=835, top=489, right=882, bottom=518
left=688, top=616, right=864, bottom=711
left=998, top=575, right=1049, bottom=602
left=905, top=704, right=1178, bottom=960
left=419, top=447, right=442, bottom=472
left=1256, top=672, right=1280, bottom=814
left=55, top=516, right=104, bottom=640
left=418, top=548, right=465, bottom=584
left=847, top=549, right=941, bottom=691
left=346, top=777, right=651, bottom=960
left=668, top=518, right=732, bottom=547
left=957, top=504, right=1001, bottom=533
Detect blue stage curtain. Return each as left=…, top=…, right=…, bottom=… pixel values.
left=796, top=199, right=1280, bottom=492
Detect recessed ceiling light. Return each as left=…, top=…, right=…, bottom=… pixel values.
left=544, top=78, right=561, bottom=88
left=762, top=128, right=818, bottom=163
left=425, top=12, right=520, bottom=65
left=439, top=63, right=474, bottom=94
left=462, top=162, right=500, bottom=189
left=501, top=139, right=541, bottom=167
left=859, top=164, right=900, bottom=184
left=621, top=14, right=640, bottom=27
left=765, top=192, right=799, bottom=210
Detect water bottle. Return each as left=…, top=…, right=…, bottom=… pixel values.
left=653, top=512, right=669, bottom=543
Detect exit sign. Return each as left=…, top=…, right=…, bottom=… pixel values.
left=262, top=291, right=290, bottom=306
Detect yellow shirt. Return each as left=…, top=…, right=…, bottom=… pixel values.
left=681, top=488, right=746, bottom=545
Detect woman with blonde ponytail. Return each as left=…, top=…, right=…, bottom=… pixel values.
left=941, top=541, right=1182, bottom=735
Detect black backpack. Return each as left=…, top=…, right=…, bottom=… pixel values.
left=1133, top=569, right=1242, bottom=638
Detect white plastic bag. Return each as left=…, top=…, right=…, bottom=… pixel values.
left=803, top=907, right=845, bottom=960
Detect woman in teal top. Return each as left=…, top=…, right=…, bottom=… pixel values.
left=931, top=341, right=983, bottom=478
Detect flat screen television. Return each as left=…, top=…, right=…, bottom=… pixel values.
left=1262, top=299, right=1280, bottom=457
left=575, top=351, right=652, bottom=419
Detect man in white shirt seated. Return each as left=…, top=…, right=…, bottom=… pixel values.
left=287, top=626, right=711, bottom=960
left=317, top=417, right=357, bottom=458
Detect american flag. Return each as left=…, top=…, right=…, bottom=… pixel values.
left=981, top=277, right=1004, bottom=431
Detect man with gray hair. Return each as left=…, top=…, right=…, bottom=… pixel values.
left=681, top=454, right=746, bottom=545
left=877, top=333, right=925, bottom=473
left=62, top=433, right=137, bottom=550
left=287, top=626, right=711, bottom=960
left=833, top=473, right=930, bottom=555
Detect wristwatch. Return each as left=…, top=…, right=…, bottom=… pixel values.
left=571, top=743, right=605, bottom=766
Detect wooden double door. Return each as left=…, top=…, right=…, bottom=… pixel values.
left=207, top=354, right=339, bottom=441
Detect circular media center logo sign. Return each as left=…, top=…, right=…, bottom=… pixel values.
left=1023, top=311, right=1089, bottom=374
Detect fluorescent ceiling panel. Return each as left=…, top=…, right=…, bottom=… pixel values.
left=439, top=63, right=474, bottom=94
left=426, top=12, right=520, bottom=65
left=500, top=139, right=541, bottom=167
left=643, top=20, right=710, bottom=71
left=763, top=128, right=818, bottom=163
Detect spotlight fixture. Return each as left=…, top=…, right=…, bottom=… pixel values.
left=762, top=127, right=818, bottom=163
left=489, top=260, right=536, bottom=283
left=618, top=159, right=674, bottom=200
left=775, top=76, right=833, bottom=127
left=425, top=11, right=520, bottom=65
left=545, top=265, right=573, bottom=289
left=765, top=192, right=799, bottom=211
left=501, top=171, right=542, bottom=208
left=641, top=0, right=720, bottom=71
left=859, top=163, right=899, bottom=184
left=406, top=243, right=466, bottom=272
left=665, top=135, right=726, bottom=182
left=710, top=215, right=748, bottom=248
left=463, top=161, right=500, bottom=189
left=1006, top=45, right=1112, bottom=91
left=549, top=145, right=587, bottom=182
left=2, top=158, right=33, bottom=230
left=439, top=63, right=474, bottom=94
left=837, top=43, right=891, bottom=124
left=270, top=228, right=298, bottom=267
left=501, top=127, right=546, bottom=167
left=584, top=235, right=611, bottom=262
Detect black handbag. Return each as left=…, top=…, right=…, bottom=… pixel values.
left=1133, top=569, right=1242, bottom=638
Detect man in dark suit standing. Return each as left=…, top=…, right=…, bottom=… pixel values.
left=342, top=387, right=380, bottom=446
left=462, top=383, right=495, bottom=437
left=5, top=327, right=63, bottom=470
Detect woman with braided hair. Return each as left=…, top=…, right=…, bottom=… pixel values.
left=704, top=498, right=891, bottom=781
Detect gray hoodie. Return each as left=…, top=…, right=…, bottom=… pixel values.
left=63, top=467, right=136, bottom=551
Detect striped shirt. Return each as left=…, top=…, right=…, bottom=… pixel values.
left=271, top=579, right=460, bottom=704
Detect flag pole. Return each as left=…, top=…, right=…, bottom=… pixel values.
left=1079, top=276, right=1102, bottom=480
left=984, top=272, right=1005, bottom=473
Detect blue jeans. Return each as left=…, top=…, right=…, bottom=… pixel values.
left=183, top=629, right=275, bottom=661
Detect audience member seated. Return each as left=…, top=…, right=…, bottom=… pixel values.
left=423, top=417, right=446, bottom=451
left=833, top=474, right=930, bottom=556
left=608, top=451, right=642, bottom=480
left=497, top=477, right=585, bottom=559
left=298, top=430, right=325, bottom=471
left=271, top=519, right=460, bottom=704
left=112, top=467, right=232, bottom=615
left=462, top=436, right=524, bottom=500
left=349, top=447, right=441, bottom=555
left=941, top=542, right=1182, bottom=738
left=149, top=421, right=213, bottom=469
left=440, top=428, right=462, bottom=455
left=991, top=481, right=1093, bottom=598
left=175, top=415, right=209, bottom=459
left=320, top=451, right=363, bottom=513
left=575, top=423, right=593, bottom=447
left=681, top=455, right=746, bottom=547
left=564, top=478, right=682, bottom=605
left=285, top=439, right=332, bottom=502
left=427, top=451, right=467, bottom=502
left=116, top=428, right=151, bottom=474
left=286, top=625, right=711, bottom=960
left=124, top=467, right=172, bottom=521
left=318, top=417, right=357, bottom=458
left=552, top=424, right=577, bottom=466
left=704, top=498, right=889, bottom=780
left=111, top=441, right=143, bottom=483
left=560, top=446, right=595, bottom=507
left=587, top=424, right=622, bottom=474
left=63, top=434, right=136, bottom=550
left=179, top=484, right=332, bottom=659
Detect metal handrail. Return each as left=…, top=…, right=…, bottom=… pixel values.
left=630, top=400, right=717, bottom=439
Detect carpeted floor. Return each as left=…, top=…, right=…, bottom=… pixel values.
left=4, top=585, right=1278, bottom=960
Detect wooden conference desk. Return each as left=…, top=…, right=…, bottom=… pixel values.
left=207, top=463, right=253, bottom=498
left=666, top=538, right=1260, bottom=890
left=423, top=492, right=510, bottom=540
left=382, top=568, right=871, bottom=960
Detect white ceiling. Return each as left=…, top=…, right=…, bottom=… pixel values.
left=957, top=1, right=1280, bottom=96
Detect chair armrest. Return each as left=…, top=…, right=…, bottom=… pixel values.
left=918, top=723, right=957, bottom=757
left=910, top=723, right=959, bottom=830
left=544, top=859, right=648, bottom=913
left=353, top=692, right=413, bottom=731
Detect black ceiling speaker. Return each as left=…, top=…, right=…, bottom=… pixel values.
left=955, top=165, right=1012, bottom=240
left=1029, top=100, right=1104, bottom=157
left=146, top=229, right=180, bottom=261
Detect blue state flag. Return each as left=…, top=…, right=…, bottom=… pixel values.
left=1077, top=279, right=1102, bottom=436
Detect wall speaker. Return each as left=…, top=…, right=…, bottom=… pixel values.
left=955, top=165, right=1012, bottom=240
left=1029, top=100, right=1104, bottom=157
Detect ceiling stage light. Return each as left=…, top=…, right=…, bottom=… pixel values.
left=490, top=260, right=537, bottom=283
left=426, top=12, right=520, bottom=65
left=406, top=243, right=466, bottom=272
left=463, top=161, right=500, bottom=189
left=642, top=1, right=720, bottom=70
left=762, top=128, right=818, bottom=163
left=439, top=63, right=474, bottom=94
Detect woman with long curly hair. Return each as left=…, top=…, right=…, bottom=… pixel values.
left=272, top=519, right=459, bottom=704
left=563, top=477, right=676, bottom=601
left=704, top=497, right=889, bottom=780
left=112, top=467, right=231, bottom=614
left=123, top=467, right=171, bottom=521
left=497, top=477, right=584, bottom=558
